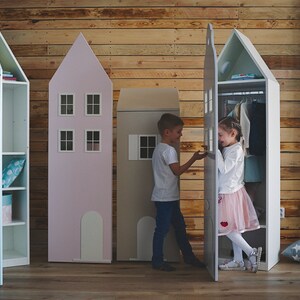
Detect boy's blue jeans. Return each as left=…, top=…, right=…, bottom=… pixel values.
left=152, top=200, right=194, bottom=267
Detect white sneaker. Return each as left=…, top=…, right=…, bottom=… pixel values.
left=248, top=247, right=262, bottom=273
left=219, top=260, right=245, bottom=271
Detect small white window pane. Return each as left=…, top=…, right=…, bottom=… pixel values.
left=209, top=88, right=213, bottom=112
left=94, top=105, right=100, bottom=115
left=86, top=94, right=102, bottom=116
left=209, top=127, right=213, bottom=152
left=139, top=135, right=157, bottom=160
left=59, top=94, right=74, bottom=116
left=204, top=91, right=208, bottom=114
left=86, top=130, right=101, bottom=152
left=59, top=130, right=74, bottom=152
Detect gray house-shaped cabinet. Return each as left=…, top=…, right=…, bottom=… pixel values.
left=117, top=88, right=180, bottom=262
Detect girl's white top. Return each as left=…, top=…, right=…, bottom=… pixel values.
left=218, top=142, right=244, bottom=194
left=151, top=143, right=179, bottom=202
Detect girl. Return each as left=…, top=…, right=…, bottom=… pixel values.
left=217, top=116, right=262, bottom=272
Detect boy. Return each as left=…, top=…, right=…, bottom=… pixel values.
left=151, top=113, right=207, bottom=271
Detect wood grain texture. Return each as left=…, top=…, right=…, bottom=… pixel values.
left=0, top=1, right=298, bottom=256
left=1, top=258, right=299, bottom=299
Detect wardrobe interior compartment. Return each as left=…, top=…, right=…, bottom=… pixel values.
left=218, top=80, right=267, bottom=265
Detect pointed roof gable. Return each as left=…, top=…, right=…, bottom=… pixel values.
left=218, top=29, right=277, bottom=83
left=50, top=33, right=110, bottom=85
left=0, top=32, right=28, bottom=82
left=118, top=88, right=179, bottom=112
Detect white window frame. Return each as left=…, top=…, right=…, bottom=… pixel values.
left=128, top=134, right=159, bottom=160
left=59, top=93, right=75, bottom=116
left=58, top=129, right=75, bottom=152
left=85, top=129, right=102, bottom=152
left=85, top=93, right=102, bottom=116
left=138, top=135, right=157, bottom=160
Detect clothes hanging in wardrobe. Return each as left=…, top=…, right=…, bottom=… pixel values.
left=240, top=100, right=252, bottom=150
left=227, top=98, right=265, bottom=155
left=249, top=101, right=266, bottom=156
left=226, top=97, right=266, bottom=183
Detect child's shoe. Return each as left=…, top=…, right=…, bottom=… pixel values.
left=184, top=256, right=205, bottom=268
left=152, top=262, right=176, bottom=272
left=219, top=260, right=245, bottom=271
left=248, top=247, right=262, bottom=273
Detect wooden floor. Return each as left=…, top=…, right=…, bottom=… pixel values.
left=1, top=256, right=299, bottom=300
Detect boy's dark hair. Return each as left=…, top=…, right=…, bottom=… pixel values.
left=219, top=116, right=243, bottom=142
left=157, top=113, right=184, bottom=135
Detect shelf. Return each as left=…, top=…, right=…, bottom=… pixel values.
left=3, top=80, right=27, bottom=87
left=218, top=79, right=266, bottom=92
left=3, top=250, right=28, bottom=268
left=2, top=152, right=26, bottom=156
left=2, top=187, right=26, bottom=192
left=219, top=78, right=265, bottom=85
left=3, top=220, right=26, bottom=227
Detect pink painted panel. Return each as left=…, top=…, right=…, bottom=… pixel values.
left=48, top=33, right=112, bottom=262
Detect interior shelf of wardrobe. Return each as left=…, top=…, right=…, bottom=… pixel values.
left=3, top=152, right=26, bottom=156
left=3, top=250, right=28, bottom=268
left=218, top=79, right=266, bottom=93
left=3, top=220, right=26, bottom=227
left=3, top=187, right=26, bottom=191
left=3, top=80, right=27, bottom=85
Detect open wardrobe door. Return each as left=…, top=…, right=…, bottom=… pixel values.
left=203, top=23, right=219, bottom=282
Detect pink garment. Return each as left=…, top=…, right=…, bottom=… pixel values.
left=218, top=186, right=260, bottom=236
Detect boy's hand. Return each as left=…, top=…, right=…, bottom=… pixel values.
left=193, top=150, right=208, bottom=160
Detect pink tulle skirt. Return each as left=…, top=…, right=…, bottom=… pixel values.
left=218, top=186, right=260, bottom=236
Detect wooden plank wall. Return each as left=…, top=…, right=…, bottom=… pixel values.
left=0, top=0, right=299, bottom=259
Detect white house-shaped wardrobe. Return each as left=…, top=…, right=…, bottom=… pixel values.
left=117, top=88, right=180, bottom=262
left=203, top=25, right=280, bottom=281
left=48, top=33, right=113, bottom=263
left=0, top=32, right=30, bottom=286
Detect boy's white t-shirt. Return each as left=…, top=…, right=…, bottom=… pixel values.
left=151, top=143, right=179, bottom=202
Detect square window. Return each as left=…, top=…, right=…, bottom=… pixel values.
left=86, top=94, right=102, bottom=116
left=59, top=130, right=74, bottom=152
left=139, top=135, right=157, bottom=160
left=59, top=94, right=74, bottom=116
left=86, top=130, right=101, bottom=152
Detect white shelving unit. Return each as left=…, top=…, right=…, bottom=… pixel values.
left=203, top=25, right=280, bottom=281
left=0, top=33, right=30, bottom=285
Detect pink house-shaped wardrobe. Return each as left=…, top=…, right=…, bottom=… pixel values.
left=48, top=33, right=113, bottom=263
